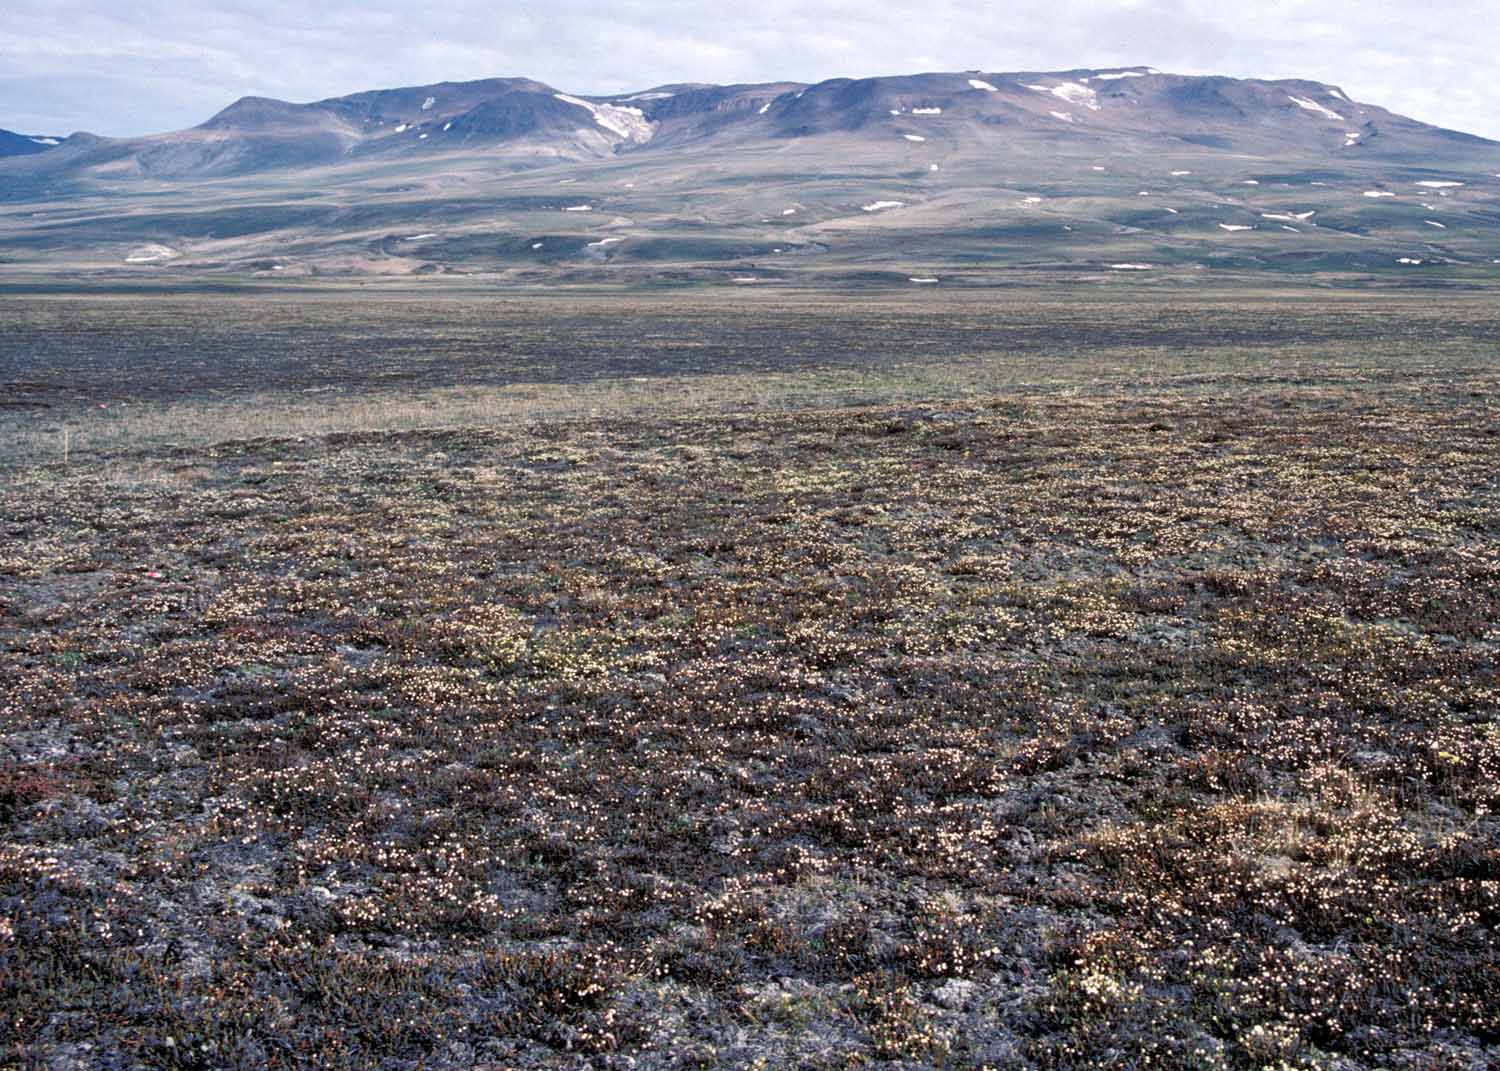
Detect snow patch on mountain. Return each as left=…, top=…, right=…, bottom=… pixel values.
left=1288, top=96, right=1344, bottom=121
left=968, top=79, right=999, bottom=92
left=1026, top=82, right=1100, bottom=111
left=422, top=97, right=436, bottom=111
left=862, top=201, right=905, bottom=212
left=555, top=93, right=656, bottom=143
left=912, top=107, right=942, bottom=115
left=1416, top=180, right=1463, bottom=188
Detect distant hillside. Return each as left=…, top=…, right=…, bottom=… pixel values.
left=2, top=66, right=1498, bottom=282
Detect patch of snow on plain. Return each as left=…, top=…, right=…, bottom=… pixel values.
left=443, top=122, right=452, bottom=131
left=1398, top=258, right=1423, bottom=265
left=394, top=124, right=409, bottom=133
left=419, top=133, right=428, bottom=139
left=782, top=208, right=797, bottom=215
left=555, top=93, right=656, bottom=143
left=1110, top=263, right=1154, bottom=269
left=890, top=109, right=903, bottom=116
left=1163, top=207, right=1179, bottom=214
left=532, top=243, right=543, bottom=250
left=1022, top=196, right=1043, bottom=204
left=422, top=97, right=436, bottom=111
left=125, top=244, right=178, bottom=264
left=404, top=234, right=437, bottom=241
left=1170, top=170, right=1192, bottom=176
left=912, top=107, right=942, bottom=115
left=563, top=205, right=594, bottom=212
left=969, top=79, right=999, bottom=92
left=732, top=277, right=760, bottom=283
left=1218, top=223, right=1253, bottom=231
left=862, top=201, right=905, bottom=212
left=1288, top=95, right=1344, bottom=120
left=1138, top=191, right=1151, bottom=196
left=1050, top=111, right=1075, bottom=123
left=1242, top=180, right=1259, bottom=185
left=1416, top=180, right=1463, bottom=188
left=1425, top=220, right=1447, bottom=228
left=1091, top=165, right=1106, bottom=171
left=909, top=277, right=939, bottom=283
left=588, top=237, right=625, bottom=247
left=929, top=163, right=940, bottom=171
left=1282, top=226, right=1300, bottom=232
left=903, top=134, right=926, bottom=142
left=1363, top=191, right=1395, bottom=198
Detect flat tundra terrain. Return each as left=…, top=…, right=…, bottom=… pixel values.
left=1, top=289, right=1497, bottom=1069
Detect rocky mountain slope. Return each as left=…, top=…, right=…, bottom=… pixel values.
left=0, top=128, right=63, bottom=158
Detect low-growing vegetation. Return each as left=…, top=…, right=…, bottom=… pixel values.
left=1, top=290, right=1496, bottom=1068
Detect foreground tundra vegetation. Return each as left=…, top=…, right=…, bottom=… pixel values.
left=1, top=292, right=1497, bottom=1069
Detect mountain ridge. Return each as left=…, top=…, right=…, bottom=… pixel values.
left=7, top=65, right=1494, bottom=183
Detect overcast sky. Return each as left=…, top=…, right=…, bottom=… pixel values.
left=3, top=1, right=1496, bottom=140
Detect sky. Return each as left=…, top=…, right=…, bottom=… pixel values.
left=3, top=1, right=1497, bottom=141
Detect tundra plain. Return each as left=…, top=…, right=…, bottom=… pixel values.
left=1, top=286, right=1497, bottom=1069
